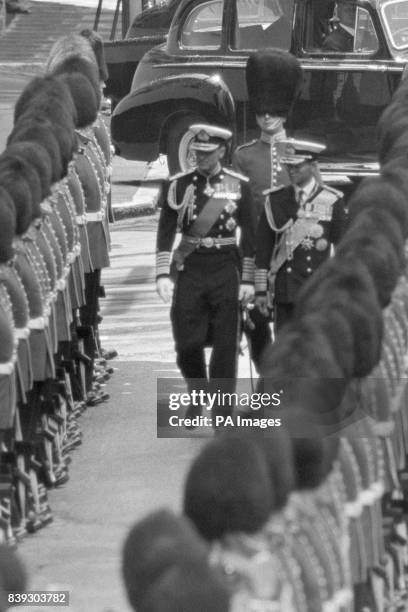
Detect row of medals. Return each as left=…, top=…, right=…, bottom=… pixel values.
left=297, top=204, right=328, bottom=252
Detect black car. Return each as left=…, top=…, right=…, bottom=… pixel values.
left=111, top=0, right=408, bottom=180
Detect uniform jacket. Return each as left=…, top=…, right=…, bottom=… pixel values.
left=156, top=167, right=256, bottom=283
left=233, top=135, right=290, bottom=218
left=255, top=183, right=347, bottom=303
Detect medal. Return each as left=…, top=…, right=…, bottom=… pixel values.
left=203, top=184, right=215, bottom=197
left=315, top=238, right=328, bottom=251
left=300, top=237, right=314, bottom=250
left=225, top=201, right=237, bottom=214
left=226, top=218, right=237, bottom=231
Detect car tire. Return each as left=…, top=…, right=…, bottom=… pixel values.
left=167, top=114, right=205, bottom=175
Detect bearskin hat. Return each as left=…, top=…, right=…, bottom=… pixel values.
left=184, top=436, right=273, bottom=540
left=9, top=114, right=75, bottom=178
left=0, top=155, right=42, bottom=219
left=56, top=72, right=99, bottom=129
left=337, top=233, right=402, bottom=308
left=321, top=289, right=383, bottom=377
left=45, top=33, right=98, bottom=75
left=80, top=29, right=109, bottom=82
left=5, top=142, right=53, bottom=201
left=295, top=258, right=384, bottom=377
left=382, top=159, right=408, bottom=200
left=0, top=170, right=32, bottom=235
left=246, top=49, right=303, bottom=117
left=0, top=190, right=16, bottom=263
left=378, top=126, right=408, bottom=165
left=7, top=122, right=63, bottom=183
left=284, top=405, right=340, bottom=488
left=293, top=311, right=355, bottom=379
left=122, top=509, right=209, bottom=611
left=17, top=93, right=76, bottom=139
left=348, top=175, right=408, bottom=239
left=254, top=432, right=295, bottom=511
left=14, top=75, right=77, bottom=126
left=345, top=206, right=404, bottom=266
left=50, top=54, right=101, bottom=109
left=137, top=561, right=229, bottom=612
left=260, top=319, right=347, bottom=428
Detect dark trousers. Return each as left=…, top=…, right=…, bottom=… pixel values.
left=274, top=302, right=295, bottom=333
left=245, top=307, right=272, bottom=371
left=171, top=252, right=240, bottom=414
left=80, top=270, right=101, bottom=390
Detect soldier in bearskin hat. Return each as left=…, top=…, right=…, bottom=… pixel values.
left=233, top=49, right=303, bottom=367
left=255, top=139, right=348, bottom=331
left=122, top=509, right=229, bottom=612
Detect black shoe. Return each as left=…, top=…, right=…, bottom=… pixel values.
left=101, top=349, right=118, bottom=360
left=184, top=403, right=202, bottom=430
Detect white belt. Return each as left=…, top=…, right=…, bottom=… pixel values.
left=86, top=211, right=105, bottom=222
left=76, top=214, right=87, bottom=226
left=0, top=361, right=14, bottom=375
left=359, top=489, right=376, bottom=506
left=57, top=278, right=66, bottom=291
left=15, top=327, right=30, bottom=340
left=73, top=243, right=81, bottom=256
left=29, top=317, right=45, bottom=330
left=345, top=499, right=362, bottom=518
left=371, top=481, right=384, bottom=499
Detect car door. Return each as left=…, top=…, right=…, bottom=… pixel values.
left=293, top=0, right=401, bottom=181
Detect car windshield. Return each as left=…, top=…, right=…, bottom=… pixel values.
left=382, top=0, right=408, bottom=49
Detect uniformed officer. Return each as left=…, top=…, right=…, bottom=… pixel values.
left=255, top=139, right=348, bottom=332
left=156, top=124, right=255, bottom=423
left=233, top=49, right=303, bottom=368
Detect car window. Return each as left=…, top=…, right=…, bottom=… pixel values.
left=304, top=1, right=379, bottom=55
left=232, top=0, right=293, bottom=50
left=294, top=69, right=397, bottom=161
left=382, top=0, right=408, bottom=49
left=180, top=0, right=223, bottom=49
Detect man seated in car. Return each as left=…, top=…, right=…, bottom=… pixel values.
left=323, top=1, right=356, bottom=52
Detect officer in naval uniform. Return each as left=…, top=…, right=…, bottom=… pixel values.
left=232, top=49, right=303, bottom=368
left=255, top=139, right=348, bottom=332
left=156, top=124, right=255, bottom=423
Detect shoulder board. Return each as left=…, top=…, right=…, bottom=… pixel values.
left=236, top=139, right=257, bottom=151
left=168, top=168, right=195, bottom=182
left=223, top=167, right=249, bottom=182
left=322, top=185, right=343, bottom=199
left=262, top=185, right=285, bottom=196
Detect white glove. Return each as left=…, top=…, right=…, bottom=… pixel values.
left=239, top=283, right=255, bottom=306
left=156, top=277, right=174, bottom=303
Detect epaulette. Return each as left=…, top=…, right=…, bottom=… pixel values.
left=223, top=167, right=249, bottom=183
left=169, top=168, right=195, bottom=182
left=262, top=185, right=285, bottom=196
left=235, top=139, right=257, bottom=151
left=322, top=184, right=343, bottom=199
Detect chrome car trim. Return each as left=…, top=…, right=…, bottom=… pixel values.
left=156, top=60, right=404, bottom=72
